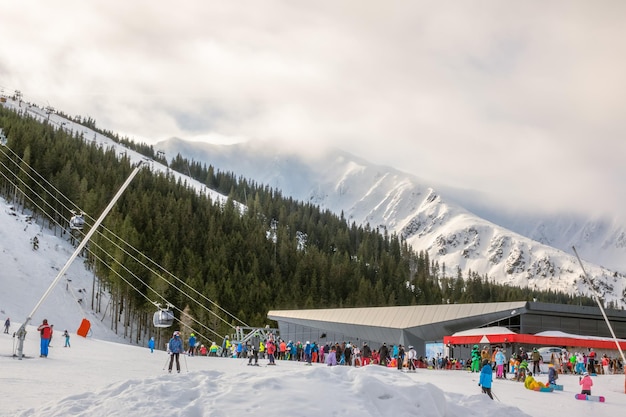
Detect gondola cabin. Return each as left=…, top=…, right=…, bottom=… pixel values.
left=153, top=308, right=175, bottom=328
left=69, top=212, right=85, bottom=230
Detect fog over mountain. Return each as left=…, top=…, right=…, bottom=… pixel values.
left=2, top=93, right=624, bottom=308
left=157, top=137, right=626, bottom=308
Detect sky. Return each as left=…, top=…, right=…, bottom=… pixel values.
left=2, top=188, right=626, bottom=417
left=1, top=1, right=625, bottom=221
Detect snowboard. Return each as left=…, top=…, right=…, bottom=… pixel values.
left=575, top=393, right=605, bottom=402
left=534, top=386, right=554, bottom=392
left=549, top=384, right=563, bottom=391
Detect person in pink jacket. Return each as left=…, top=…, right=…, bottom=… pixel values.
left=579, top=371, right=593, bottom=395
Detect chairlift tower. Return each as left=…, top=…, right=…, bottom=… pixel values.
left=14, top=162, right=145, bottom=359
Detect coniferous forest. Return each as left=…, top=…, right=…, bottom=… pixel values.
left=0, top=104, right=596, bottom=344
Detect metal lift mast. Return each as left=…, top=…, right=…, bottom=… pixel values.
left=14, top=162, right=144, bottom=359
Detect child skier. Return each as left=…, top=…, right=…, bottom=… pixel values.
left=579, top=371, right=593, bottom=395
left=478, top=360, right=494, bottom=400
left=63, top=330, right=71, bottom=348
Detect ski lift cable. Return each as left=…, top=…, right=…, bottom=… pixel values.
left=86, top=248, right=223, bottom=341
left=0, top=165, right=223, bottom=342
left=0, top=143, right=248, bottom=329
left=84, top=235, right=236, bottom=332
left=0, top=144, right=84, bottom=216
left=0, top=143, right=248, bottom=328
left=0, top=165, right=237, bottom=333
left=572, top=246, right=626, bottom=394
left=15, top=162, right=145, bottom=359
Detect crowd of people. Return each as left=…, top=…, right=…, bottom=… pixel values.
left=160, top=333, right=441, bottom=371
left=157, top=331, right=625, bottom=379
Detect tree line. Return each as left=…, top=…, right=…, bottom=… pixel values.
left=0, top=105, right=596, bottom=345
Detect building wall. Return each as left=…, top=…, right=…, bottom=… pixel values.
left=521, top=312, right=626, bottom=338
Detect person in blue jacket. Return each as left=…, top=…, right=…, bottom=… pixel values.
left=548, top=364, right=558, bottom=386
left=148, top=337, right=155, bottom=353
left=304, top=341, right=312, bottom=365
left=188, top=333, right=196, bottom=356
left=168, top=331, right=184, bottom=373
left=478, top=360, right=494, bottom=400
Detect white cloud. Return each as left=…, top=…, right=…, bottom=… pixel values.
left=1, top=0, right=625, bottom=220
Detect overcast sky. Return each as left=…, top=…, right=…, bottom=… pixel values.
left=1, top=1, right=625, bottom=220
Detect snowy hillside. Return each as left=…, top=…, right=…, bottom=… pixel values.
left=0, top=197, right=123, bottom=343
left=0, top=96, right=236, bottom=343
left=2, top=94, right=624, bottom=308
left=156, top=138, right=626, bottom=308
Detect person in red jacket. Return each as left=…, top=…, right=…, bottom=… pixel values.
left=37, top=319, right=52, bottom=357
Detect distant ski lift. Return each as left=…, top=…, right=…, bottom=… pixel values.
left=69, top=211, right=85, bottom=231
left=153, top=303, right=175, bottom=328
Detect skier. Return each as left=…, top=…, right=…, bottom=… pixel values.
left=167, top=331, right=184, bottom=373
left=3, top=317, right=9, bottom=334
left=530, top=348, right=541, bottom=374
left=188, top=333, right=196, bottom=356
left=37, top=319, right=52, bottom=357
left=362, top=342, right=372, bottom=365
left=379, top=343, right=389, bottom=366
left=516, top=359, right=529, bottom=381
left=209, top=341, right=219, bottom=356
left=587, top=348, right=597, bottom=374
left=397, top=344, right=405, bottom=371
left=304, top=341, right=312, bottom=365
left=221, top=335, right=231, bottom=357
left=248, top=333, right=261, bottom=366
left=478, top=360, right=494, bottom=400
left=148, top=337, right=155, bottom=353
left=63, top=329, right=71, bottom=347
left=266, top=339, right=277, bottom=365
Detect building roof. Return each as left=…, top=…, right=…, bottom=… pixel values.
left=268, top=301, right=527, bottom=329
left=268, top=302, right=529, bottom=346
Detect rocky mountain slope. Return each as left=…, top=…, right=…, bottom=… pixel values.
left=156, top=138, right=626, bottom=308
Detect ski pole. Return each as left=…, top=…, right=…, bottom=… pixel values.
left=183, top=352, right=189, bottom=372
left=491, top=389, right=500, bottom=402
left=162, top=354, right=171, bottom=370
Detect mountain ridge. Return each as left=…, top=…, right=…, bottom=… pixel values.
left=156, top=137, right=626, bottom=308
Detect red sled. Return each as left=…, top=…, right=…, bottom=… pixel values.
left=76, top=318, right=91, bottom=338
left=575, top=393, right=605, bottom=402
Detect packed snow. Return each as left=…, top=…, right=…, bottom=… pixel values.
left=0, top=168, right=625, bottom=416
left=2, top=323, right=626, bottom=417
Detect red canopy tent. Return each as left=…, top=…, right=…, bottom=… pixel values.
left=444, top=329, right=626, bottom=350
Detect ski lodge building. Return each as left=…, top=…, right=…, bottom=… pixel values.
left=267, top=301, right=626, bottom=359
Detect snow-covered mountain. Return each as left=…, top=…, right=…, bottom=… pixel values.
left=2, top=94, right=624, bottom=308
left=156, top=138, right=626, bottom=308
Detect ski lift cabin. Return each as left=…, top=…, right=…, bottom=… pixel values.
left=153, top=305, right=175, bottom=328
left=69, top=211, right=85, bottom=231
